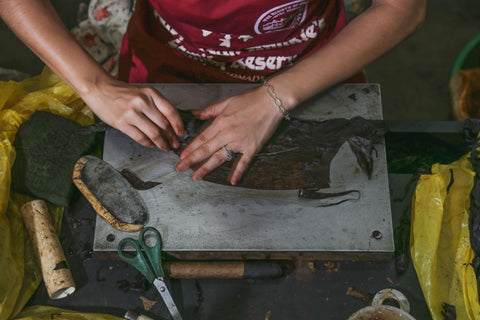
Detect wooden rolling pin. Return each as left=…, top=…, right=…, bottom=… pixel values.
left=21, top=200, right=75, bottom=299
left=124, top=310, right=156, bottom=320
left=163, top=260, right=293, bottom=279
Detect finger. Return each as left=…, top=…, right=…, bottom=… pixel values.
left=123, top=125, right=155, bottom=148
left=230, top=151, right=255, bottom=185
left=141, top=106, right=180, bottom=149
left=128, top=113, right=172, bottom=151
left=191, top=147, right=231, bottom=181
left=149, top=89, right=185, bottom=137
left=176, top=136, right=224, bottom=172
left=179, top=126, right=220, bottom=159
left=192, top=99, right=228, bottom=120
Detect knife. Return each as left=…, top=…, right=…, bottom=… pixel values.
left=377, top=119, right=480, bottom=133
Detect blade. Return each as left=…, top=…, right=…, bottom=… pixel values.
left=379, top=120, right=466, bottom=133
left=153, top=278, right=183, bottom=320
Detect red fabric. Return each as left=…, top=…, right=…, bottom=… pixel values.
left=119, top=0, right=345, bottom=83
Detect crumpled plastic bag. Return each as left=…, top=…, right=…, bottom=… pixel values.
left=0, top=67, right=94, bottom=320
left=2, top=193, right=64, bottom=319
left=411, top=154, right=480, bottom=319
left=15, top=305, right=122, bottom=320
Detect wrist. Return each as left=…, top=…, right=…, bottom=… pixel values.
left=262, top=77, right=301, bottom=114
left=74, top=68, right=114, bottom=98
left=263, top=80, right=291, bottom=120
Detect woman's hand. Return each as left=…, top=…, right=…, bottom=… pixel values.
left=0, top=0, right=183, bottom=151
left=82, top=78, right=184, bottom=151
left=175, top=85, right=286, bottom=185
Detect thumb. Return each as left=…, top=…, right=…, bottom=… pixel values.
left=192, top=99, right=228, bottom=120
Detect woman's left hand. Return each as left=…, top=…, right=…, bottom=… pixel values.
left=175, top=85, right=285, bottom=185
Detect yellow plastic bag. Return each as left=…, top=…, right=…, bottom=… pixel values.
left=4, top=193, right=64, bottom=318
left=411, top=154, right=480, bottom=319
left=0, top=67, right=94, bottom=320
left=15, top=305, right=122, bottom=320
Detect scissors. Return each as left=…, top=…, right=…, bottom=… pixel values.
left=118, top=227, right=182, bottom=320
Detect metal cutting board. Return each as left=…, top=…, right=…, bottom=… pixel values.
left=94, top=83, right=393, bottom=259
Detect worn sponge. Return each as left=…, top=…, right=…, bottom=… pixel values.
left=12, top=111, right=97, bottom=207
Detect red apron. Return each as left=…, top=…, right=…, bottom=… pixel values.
left=118, top=0, right=346, bottom=83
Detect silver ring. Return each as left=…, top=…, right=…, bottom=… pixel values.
left=222, top=146, right=234, bottom=162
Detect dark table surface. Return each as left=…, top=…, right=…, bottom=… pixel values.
left=29, top=130, right=468, bottom=320
left=25, top=172, right=432, bottom=320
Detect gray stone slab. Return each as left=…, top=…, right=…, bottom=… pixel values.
left=94, top=83, right=393, bottom=255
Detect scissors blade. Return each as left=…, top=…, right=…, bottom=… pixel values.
left=153, top=278, right=183, bottom=320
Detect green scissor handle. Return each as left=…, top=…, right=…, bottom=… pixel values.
left=137, top=227, right=165, bottom=278
left=117, top=227, right=165, bottom=283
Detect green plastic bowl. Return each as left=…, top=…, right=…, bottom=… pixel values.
left=451, top=33, right=480, bottom=77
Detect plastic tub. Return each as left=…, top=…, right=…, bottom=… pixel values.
left=451, top=33, right=480, bottom=76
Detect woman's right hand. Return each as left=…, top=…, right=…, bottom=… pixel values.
left=82, top=78, right=184, bottom=151
left=0, top=0, right=183, bottom=151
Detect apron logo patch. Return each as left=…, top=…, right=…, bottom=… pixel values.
left=254, top=0, right=309, bottom=35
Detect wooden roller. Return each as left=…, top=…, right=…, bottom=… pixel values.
left=21, top=200, right=75, bottom=299
left=163, top=260, right=293, bottom=279
left=124, top=310, right=155, bottom=320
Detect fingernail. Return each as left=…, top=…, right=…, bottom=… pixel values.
left=180, top=152, right=189, bottom=160
left=193, top=111, right=202, bottom=118
left=176, top=163, right=185, bottom=171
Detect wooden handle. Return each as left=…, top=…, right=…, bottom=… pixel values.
left=163, top=261, right=291, bottom=279
left=21, top=200, right=75, bottom=299
left=124, top=310, right=155, bottom=320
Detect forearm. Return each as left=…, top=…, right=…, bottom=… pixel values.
left=0, top=0, right=184, bottom=150
left=0, top=0, right=111, bottom=96
left=269, top=0, right=426, bottom=110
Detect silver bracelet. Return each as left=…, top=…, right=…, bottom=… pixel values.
left=263, top=80, right=291, bottom=120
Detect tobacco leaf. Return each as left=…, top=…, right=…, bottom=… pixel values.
left=177, top=115, right=384, bottom=190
